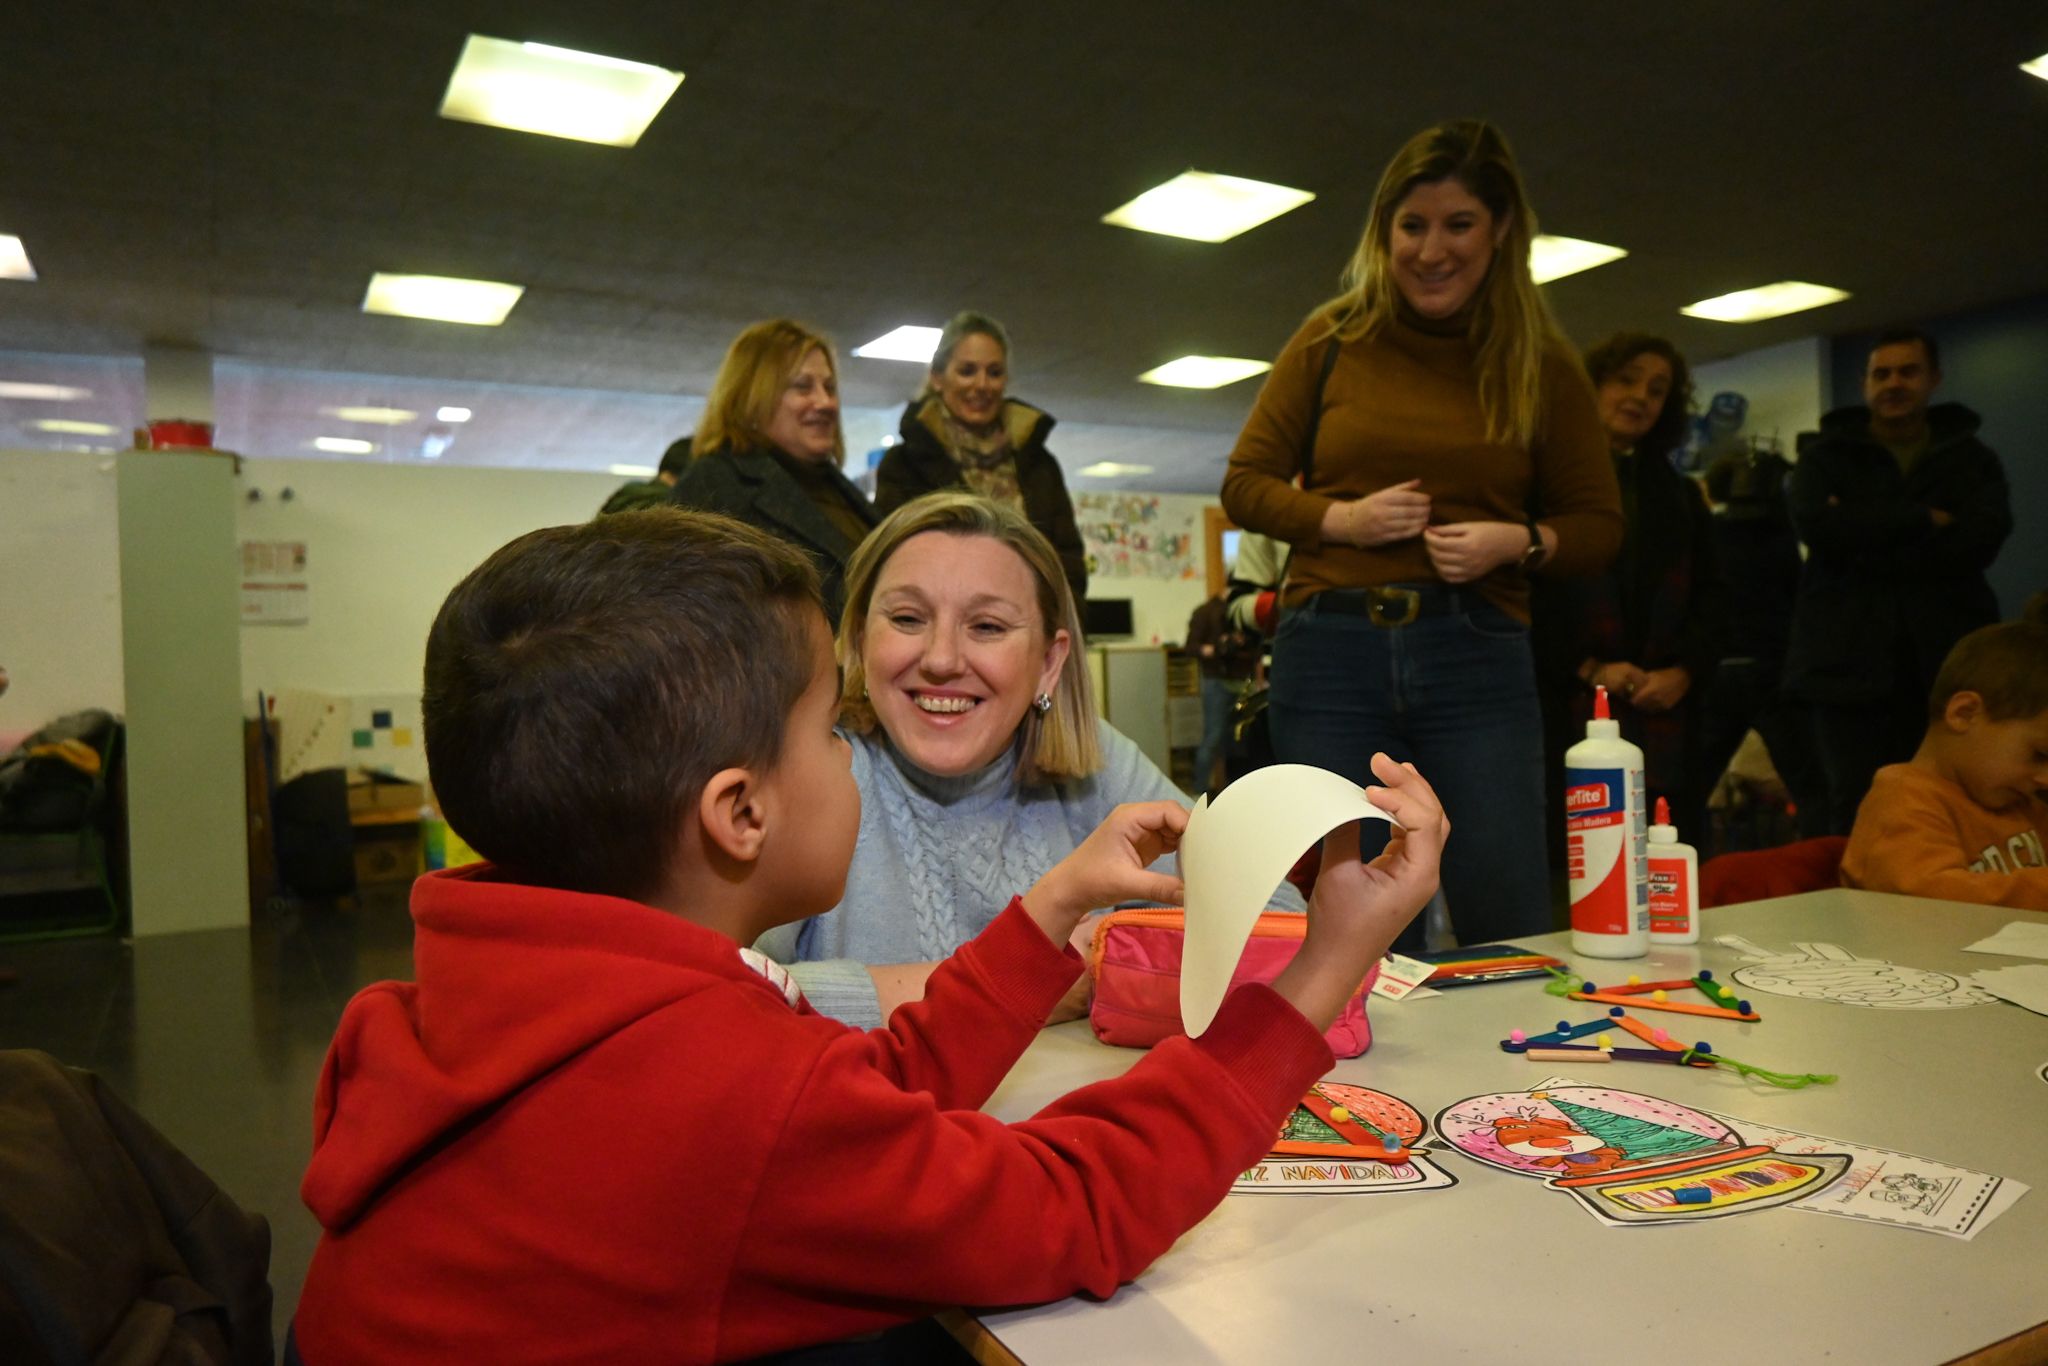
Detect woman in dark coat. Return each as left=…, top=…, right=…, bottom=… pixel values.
left=1536, top=332, right=1727, bottom=849
left=670, top=318, right=880, bottom=625
left=874, top=311, right=1088, bottom=602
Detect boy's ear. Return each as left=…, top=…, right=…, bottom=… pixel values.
left=697, top=765, right=769, bottom=865
left=1942, top=690, right=1985, bottom=732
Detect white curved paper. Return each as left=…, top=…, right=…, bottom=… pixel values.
left=1180, top=763, right=1397, bottom=1037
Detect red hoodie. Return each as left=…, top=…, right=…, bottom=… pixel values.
left=293, top=865, right=1332, bottom=1364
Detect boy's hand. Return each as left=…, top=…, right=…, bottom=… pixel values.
left=1273, top=754, right=1449, bottom=1030
left=1023, top=801, right=1188, bottom=945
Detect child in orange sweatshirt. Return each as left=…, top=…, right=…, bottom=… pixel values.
left=1841, top=617, right=2048, bottom=909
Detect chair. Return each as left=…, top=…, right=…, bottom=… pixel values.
left=0, top=715, right=125, bottom=941
left=1700, top=836, right=1848, bottom=908
left=0, top=1049, right=273, bottom=1364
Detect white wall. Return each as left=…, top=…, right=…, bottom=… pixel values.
left=0, top=450, right=126, bottom=736
left=1689, top=337, right=1830, bottom=454
left=236, top=459, right=622, bottom=742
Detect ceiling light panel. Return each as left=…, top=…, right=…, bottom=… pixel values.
left=1680, top=281, right=1850, bottom=322
left=0, top=381, right=89, bottom=400
left=362, top=273, right=524, bottom=326
left=1529, top=234, right=1628, bottom=284
left=852, top=326, right=943, bottom=363
left=1078, top=462, right=1156, bottom=478
left=440, top=35, right=684, bottom=147
left=31, top=419, right=117, bottom=435
left=322, top=405, right=418, bottom=425
left=0, top=234, right=35, bottom=281
left=2023, top=52, right=2048, bottom=81
left=608, top=463, right=658, bottom=477
left=436, top=406, right=473, bottom=423
left=1102, top=172, right=1314, bottom=243
left=1137, top=356, right=1272, bottom=389
left=313, top=436, right=377, bottom=454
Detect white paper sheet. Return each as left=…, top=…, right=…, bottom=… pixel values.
left=1716, top=935, right=1997, bottom=1009
left=1971, top=964, right=2048, bottom=1017
left=1179, top=764, right=1395, bottom=1036
left=1962, top=921, right=2048, bottom=959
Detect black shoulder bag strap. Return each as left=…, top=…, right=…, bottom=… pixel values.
left=1276, top=332, right=1344, bottom=593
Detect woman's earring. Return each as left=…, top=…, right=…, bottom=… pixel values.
left=1032, top=692, right=1053, bottom=715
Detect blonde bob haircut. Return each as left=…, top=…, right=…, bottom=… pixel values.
left=1320, top=119, right=1568, bottom=450
left=693, top=318, right=845, bottom=463
left=837, top=491, right=1101, bottom=785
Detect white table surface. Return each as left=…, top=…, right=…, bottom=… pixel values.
left=968, top=889, right=2048, bottom=1366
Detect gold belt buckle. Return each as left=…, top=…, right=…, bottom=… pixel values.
left=1366, top=587, right=1421, bottom=627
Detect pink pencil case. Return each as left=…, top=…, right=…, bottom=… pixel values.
left=1087, top=908, right=1376, bottom=1057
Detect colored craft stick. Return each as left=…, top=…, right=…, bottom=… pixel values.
left=1589, top=977, right=1696, bottom=994
left=1431, top=968, right=1559, bottom=988
left=1513, top=1041, right=1706, bottom=1067
left=1525, top=1048, right=1610, bottom=1062
left=1571, top=990, right=1760, bottom=1021
left=1693, top=975, right=1749, bottom=1011
left=1426, top=955, right=1558, bottom=976
left=1514, top=1017, right=1620, bottom=1048
left=1610, top=1014, right=1686, bottom=1050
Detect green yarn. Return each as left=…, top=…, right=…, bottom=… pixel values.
left=1680, top=1048, right=1837, bottom=1089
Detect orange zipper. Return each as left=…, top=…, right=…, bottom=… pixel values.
left=1089, top=906, right=1306, bottom=971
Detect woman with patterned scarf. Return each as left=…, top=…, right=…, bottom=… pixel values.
left=1534, top=332, right=1728, bottom=856
left=874, top=311, right=1089, bottom=603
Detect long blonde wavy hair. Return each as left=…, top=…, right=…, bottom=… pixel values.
left=1320, top=120, right=1567, bottom=449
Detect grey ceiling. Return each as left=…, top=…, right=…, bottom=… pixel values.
left=4, top=0, right=2047, bottom=490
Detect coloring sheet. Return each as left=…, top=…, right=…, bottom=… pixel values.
left=1233, top=1084, right=1455, bottom=1196
left=1698, top=1108, right=2026, bottom=1241
left=1717, top=936, right=1997, bottom=1010
left=1434, top=1081, right=1851, bottom=1226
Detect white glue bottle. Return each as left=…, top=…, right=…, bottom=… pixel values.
left=1646, top=796, right=1700, bottom=945
left=1566, top=686, right=1648, bottom=959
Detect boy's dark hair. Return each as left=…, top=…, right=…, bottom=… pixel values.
left=1870, top=327, right=1940, bottom=374
left=424, top=508, right=823, bottom=901
left=2022, top=589, right=2048, bottom=628
left=1928, top=621, right=2048, bottom=723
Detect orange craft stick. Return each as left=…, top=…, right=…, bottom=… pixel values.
left=1609, top=1013, right=1686, bottom=1050
left=1572, top=991, right=1760, bottom=1021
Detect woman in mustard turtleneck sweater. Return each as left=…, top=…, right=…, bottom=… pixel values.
left=1221, top=119, right=1622, bottom=950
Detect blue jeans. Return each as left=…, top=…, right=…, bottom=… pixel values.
left=1194, top=675, right=1238, bottom=794
left=1269, top=588, right=1551, bottom=951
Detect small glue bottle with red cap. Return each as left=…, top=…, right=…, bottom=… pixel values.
left=1646, top=796, right=1700, bottom=945
left=1566, top=686, right=1648, bottom=959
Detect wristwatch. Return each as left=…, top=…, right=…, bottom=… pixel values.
left=1518, top=518, right=1548, bottom=572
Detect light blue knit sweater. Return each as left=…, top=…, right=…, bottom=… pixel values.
left=755, top=718, right=1305, bottom=1027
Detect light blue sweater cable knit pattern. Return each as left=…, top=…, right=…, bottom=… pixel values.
left=756, top=718, right=1305, bottom=1027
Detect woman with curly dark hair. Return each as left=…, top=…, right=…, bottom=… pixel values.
left=1536, top=332, right=1727, bottom=850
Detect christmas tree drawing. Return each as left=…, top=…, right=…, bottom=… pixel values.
left=1282, top=1106, right=1345, bottom=1144
left=1543, top=1095, right=1719, bottom=1164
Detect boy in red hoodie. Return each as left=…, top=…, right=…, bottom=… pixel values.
left=291, top=509, right=1446, bottom=1364
left=1842, top=617, right=2048, bottom=909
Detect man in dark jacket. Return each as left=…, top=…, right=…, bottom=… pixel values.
left=1784, top=329, right=2013, bottom=833
left=596, top=438, right=691, bottom=516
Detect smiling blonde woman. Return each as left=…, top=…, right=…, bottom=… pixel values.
left=873, top=312, right=1089, bottom=603
left=1220, top=119, right=1622, bottom=951
left=754, top=492, right=1301, bottom=1027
